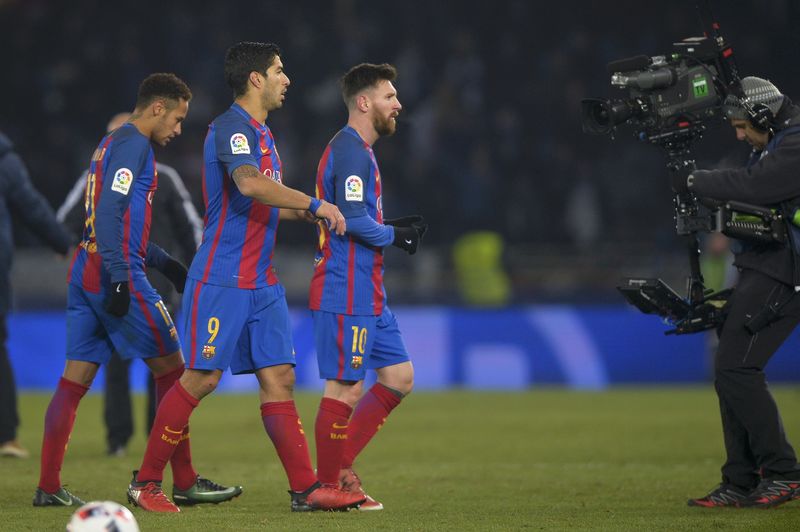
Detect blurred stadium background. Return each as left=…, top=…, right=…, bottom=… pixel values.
left=4, top=0, right=800, bottom=391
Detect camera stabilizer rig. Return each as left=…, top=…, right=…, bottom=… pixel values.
left=584, top=1, right=751, bottom=334
left=618, top=123, right=732, bottom=335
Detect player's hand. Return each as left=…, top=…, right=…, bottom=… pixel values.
left=315, top=200, right=347, bottom=236
left=161, top=258, right=188, bottom=294
left=384, top=215, right=425, bottom=228
left=392, top=225, right=424, bottom=255
left=106, top=281, right=130, bottom=317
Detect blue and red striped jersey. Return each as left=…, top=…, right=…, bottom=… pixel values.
left=67, top=124, right=156, bottom=293
left=188, top=103, right=283, bottom=289
left=309, top=126, right=394, bottom=316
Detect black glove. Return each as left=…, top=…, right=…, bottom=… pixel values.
left=161, top=258, right=188, bottom=294
left=392, top=223, right=430, bottom=255
left=384, top=215, right=425, bottom=227
left=106, top=281, right=130, bottom=317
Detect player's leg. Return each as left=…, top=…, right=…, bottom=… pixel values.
left=34, top=285, right=111, bottom=507
left=245, top=285, right=363, bottom=512
left=339, top=306, right=412, bottom=510
left=310, top=310, right=374, bottom=488
left=129, top=279, right=245, bottom=511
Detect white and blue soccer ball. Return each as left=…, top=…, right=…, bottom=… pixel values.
left=66, top=500, right=139, bottom=532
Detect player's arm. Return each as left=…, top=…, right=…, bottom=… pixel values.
left=217, top=126, right=345, bottom=234
left=279, top=208, right=316, bottom=223
left=331, top=147, right=422, bottom=253
left=94, top=135, right=147, bottom=285
left=145, top=241, right=188, bottom=293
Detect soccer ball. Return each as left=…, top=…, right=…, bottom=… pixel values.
left=66, top=500, right=139, bottom=532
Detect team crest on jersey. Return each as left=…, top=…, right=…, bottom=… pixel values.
left=230, top=133, right=251, bottom=154
left=345, top=175, right=363, bottom=201
left=111, top=168, right=133, bottom=195
left=202, top=345, right=216, bottom=359
left=350, top=355, right=363, bottom=369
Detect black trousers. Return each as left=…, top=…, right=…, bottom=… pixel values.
left=104, top=353, right=156, bottom=449
left=0, top=315, right=19, bottom=443
left=714, top=268, right=800, bottom=488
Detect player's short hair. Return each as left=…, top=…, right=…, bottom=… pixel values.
left=341, top=63, right=397, bottom=106
left=135, top=73, right=192, bottom=110
left=225, top=41, right=282, bottom=98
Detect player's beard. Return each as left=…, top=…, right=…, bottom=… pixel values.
left=262, top=89, right=283, bottom=113
left=373, top=112, right=397, bottom=137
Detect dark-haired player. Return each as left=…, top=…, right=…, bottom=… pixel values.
left=309, top=63, right=427, bottom=510
left=129, top=42, right=363, bottom=513
left=34, top=74, right=241, bottom=510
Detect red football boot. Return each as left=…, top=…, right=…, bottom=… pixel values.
left=339, top=468, right=384, bottom=511
left=290, top=481, right=365, bottom=512
left=127, top=470, right=180, bottom=513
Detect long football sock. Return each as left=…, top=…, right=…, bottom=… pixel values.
left=137, top=381, right=198, bottom=483
left=314, top=398, right=353, bottom=485
left=260, top=401, right=318, bottom=492
left=341, top=383, right=403, bottom=468
left=154, top=367, right=197, bottom=490
left=38, top=377, right=89, bottom=493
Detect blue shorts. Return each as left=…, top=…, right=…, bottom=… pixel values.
left=181, top=279, right=295, bottom=374
left=65, top=281, right=180, bottom=364
left=312, top=306, right=410, bottom=381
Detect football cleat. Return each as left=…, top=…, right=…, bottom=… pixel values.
left=339, top=468, right=383, bottom=511
left=738, top=479, right=800, bottom=509
left=290, top=481, right=366, bottom=512
left=172, top=476, right=243, bottom=506
left=687, top=483, right=750, bottom=507
left=33, top=486, right=85, bottom=507
left=126, top=470, right=180, bottom=513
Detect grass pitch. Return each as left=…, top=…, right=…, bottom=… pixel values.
left=3, top=388, right=800, bottom=530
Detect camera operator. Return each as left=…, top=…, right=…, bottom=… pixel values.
left=674, top=76, right=800, bottom=508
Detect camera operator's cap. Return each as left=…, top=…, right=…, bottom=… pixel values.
left=723, top=76, right=784, bottom=120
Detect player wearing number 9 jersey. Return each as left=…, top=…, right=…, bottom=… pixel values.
left=131, top=42, right=363, bottom=513
left=35, top=74, right=241, bottom=511
left=309, top=63, right=427, bottom=510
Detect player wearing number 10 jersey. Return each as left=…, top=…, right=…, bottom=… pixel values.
left=309, top=63, right=428, bottom=510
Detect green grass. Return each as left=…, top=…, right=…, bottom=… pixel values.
left=3, top=388, right=800, bottom=530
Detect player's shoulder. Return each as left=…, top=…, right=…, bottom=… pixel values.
left=109, top=124, right=150, bottom=153
left=213, top=106, right=254, bottom=133
left=330, top=128, right=369, bottom=162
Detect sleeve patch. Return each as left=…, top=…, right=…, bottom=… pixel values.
left=345, top=175, right=364, bottom=201
left=230, top=133, right=251, bottom=154
left=111, top=168, right=134, bottom=195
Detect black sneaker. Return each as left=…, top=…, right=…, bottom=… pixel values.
left=172, top=476, right=243, bottom=506
left=32, top=486, right=85, bottom=507
left=687, top=483, right=750, bottom=507
left=738, top=479, right=800, bottom=509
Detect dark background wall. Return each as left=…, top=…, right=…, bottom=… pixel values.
left=3, top=0, right=799, bottom=306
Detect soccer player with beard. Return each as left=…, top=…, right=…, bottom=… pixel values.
left=309, top=63, right=427, bottom=510
left=128, top=42, right=364, bottom=513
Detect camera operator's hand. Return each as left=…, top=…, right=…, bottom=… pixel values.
left=106, top=281, right=130, bottom=317
left=670, top=170, right=692, bottom=194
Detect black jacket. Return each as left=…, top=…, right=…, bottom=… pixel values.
left=691, top=101, right=800, bottom=286
left=0, top=131, right=73, bottom=315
